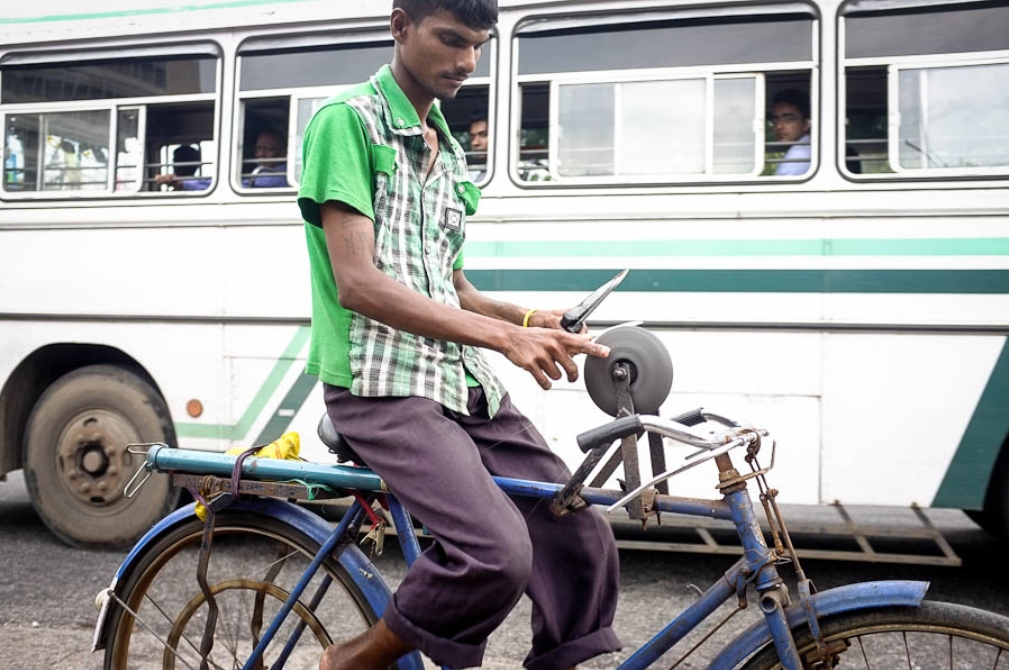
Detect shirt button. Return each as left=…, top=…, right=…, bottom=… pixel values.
left=425, top=244, right=432, bottom=254
left=396, top=118, right=405, bottom=127
left=456, top=184, right=464, bottom=194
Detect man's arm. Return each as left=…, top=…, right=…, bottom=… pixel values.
left=321, top=201, right=607, bottom=388
left=454, top=270, right=568, bottom=330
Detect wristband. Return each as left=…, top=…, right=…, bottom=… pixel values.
left=522, top=308, right=539, bottom=328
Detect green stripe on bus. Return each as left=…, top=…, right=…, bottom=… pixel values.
left=0, top=0, right=312, bottom=25
left=253, top=372, right=318, bottom=445
left=466, top=269, right=1009, bottom=294
left=933, top=339, right=1009, bottom=509
left=465, top=238, right=1009, bottom=258
left=175, top=325, right=310, bottom=440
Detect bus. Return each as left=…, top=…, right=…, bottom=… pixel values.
left=2, top=0, right=1007, bottom=547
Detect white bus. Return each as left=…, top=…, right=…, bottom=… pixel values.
left=2, top=0, right=1007, bottom=547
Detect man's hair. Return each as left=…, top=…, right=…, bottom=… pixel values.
left=172, top=144, right=201, bottom=177
left=772, top=89, right=810, bottom=120
left=393, top=0, right=498, bottom=30
left=469, top=112, right=488, bottom=126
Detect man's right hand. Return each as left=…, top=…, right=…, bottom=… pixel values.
left=502, top=327, right=609, bottom=390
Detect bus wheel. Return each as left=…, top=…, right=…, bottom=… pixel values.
left=968, top=441, right=1009, bottom=539
left=23, top=365, right=180, bottom=547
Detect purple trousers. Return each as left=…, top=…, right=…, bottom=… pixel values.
left=324, top=384, right=621, bottom=670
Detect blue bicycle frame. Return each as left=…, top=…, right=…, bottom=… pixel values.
left=96, top=445, right=928, bottom=670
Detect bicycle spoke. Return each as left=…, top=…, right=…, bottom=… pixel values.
left=857, top=635, right=872, bottom=670
left=902, top=631, right=911, bottom=670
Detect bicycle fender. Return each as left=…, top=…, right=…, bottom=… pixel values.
left=708, top=580, right=929, bottom=670
left=93, top=499, right=425, bottom=670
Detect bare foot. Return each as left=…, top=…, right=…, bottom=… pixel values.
left=318, top=619, right=413, bottom=670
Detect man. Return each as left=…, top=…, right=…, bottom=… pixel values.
left=770, top=89, right=811, bottom=176
left=154, top=144, right=209, bottom=191
left=298, top=2, right=622, bottom=669
left=243, top=128, right=289, bottom=188
left=467, top=114, right=489, bottom=180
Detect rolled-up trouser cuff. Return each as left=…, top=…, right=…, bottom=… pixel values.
left=524, top=627, right=623, bottom=670
left=383, top=596, right=487, bottom=669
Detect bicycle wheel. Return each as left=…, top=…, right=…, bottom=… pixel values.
left=103, top=510, right=380, bottom=670
left=741, top=601, right=1009, bottom=669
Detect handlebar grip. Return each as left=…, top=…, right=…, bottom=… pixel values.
left=670, top=407, right=706, bottom=428
left=576, top=415, right=644, bottom=452
left=560, top=311, right=582, bottom=333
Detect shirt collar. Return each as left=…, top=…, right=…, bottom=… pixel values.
left=373, top=64, right=452, bottom=139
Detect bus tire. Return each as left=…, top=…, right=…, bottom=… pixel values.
left=23, top=364, right=180, bottom=547
left=969, top=440, right=1009, bottom=539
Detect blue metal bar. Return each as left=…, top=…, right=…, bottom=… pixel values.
left=148, top=445, right=384, bottom=492
left=614, top=559, right=748, bottom=669
left=386, top=494, right=424, bottom=566
left=273, top=574, right=334, bottom=668
left=759, top=594, right=803, bottom=670
left=494, top=476, right=734, bottom=520
left=241, top=500, right=363, bottom=670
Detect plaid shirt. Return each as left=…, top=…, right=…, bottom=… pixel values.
left=300, top=66, right=506, bottom=417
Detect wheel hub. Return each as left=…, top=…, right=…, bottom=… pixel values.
left=57, top=410, right=138, bottom=506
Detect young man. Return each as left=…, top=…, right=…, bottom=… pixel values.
left=297, top=2, right=622, bottom=669
left=770, top=89, right=811, bottom=176
left=467, top=114, right=489, bottom=180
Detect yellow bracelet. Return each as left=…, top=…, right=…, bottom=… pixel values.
left=522, top=308, right=539, bottom=328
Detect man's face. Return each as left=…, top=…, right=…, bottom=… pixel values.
left=255, top=132, right=284, bottom=167
left=770, top=102, right=810, bottom=143
left=469, top=120, right=489, bottom=153
left=396, top=9, right=491, bottom=101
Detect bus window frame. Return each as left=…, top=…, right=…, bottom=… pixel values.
left=0, top=43, right=223, bottom=201
left=838, top=8, right=1009, bottom=181
left=543, top=69, right=767, bottom=183
left=231, top=30, right=497, bottom=192
left=444, top=70, right=495, bottom=188
left=509, top=10, right=819, bottom=188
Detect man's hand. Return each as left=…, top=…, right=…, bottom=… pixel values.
left=527, top=308, right=588, bottom=333
left=502, top=328, right=608, bottom=390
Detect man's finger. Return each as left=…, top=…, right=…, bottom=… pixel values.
left=560, top=355, right=579, bottom=383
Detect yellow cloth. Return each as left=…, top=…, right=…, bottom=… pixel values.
left=195, top=432, right=301, bottom=521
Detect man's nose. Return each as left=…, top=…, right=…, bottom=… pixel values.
left=458, top=46, right=479, bottom=74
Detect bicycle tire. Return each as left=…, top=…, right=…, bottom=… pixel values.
left=739, top=600, right=1009, bottom=669
left=103, top=510, right=381, bottom=670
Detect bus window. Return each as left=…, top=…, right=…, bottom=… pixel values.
left=235, top=35, right=394, bottom=191
left=146, top=101, right=217, bottom=191
left=237, top=97, right=290, bottom=190
left=841, top=0, right=1009, bottom=178
left=0, top=46, right=220, bottom=197
left=514, top=9, right=816, bottom=184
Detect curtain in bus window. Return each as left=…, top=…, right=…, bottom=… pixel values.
left=713, top=78, right=757, bottom=174
left=115, top=109, right=142, bottom=192
left=41, top=110, right=110, bottom=191
left=295, top=97, right=328, bottom=183
left=897, top=63, right=1009, bottom=170
left=620, top=80, right=705, bottom=175
left=557, top=84, right=615, bottom=176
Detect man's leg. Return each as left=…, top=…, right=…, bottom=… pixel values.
left=454, top=393, right=622, bottom=670
left=322, top=385, right=534, bottom=669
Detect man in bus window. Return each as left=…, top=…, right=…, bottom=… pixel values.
left=154, top=144, right=210, bottom=191
left=243, top=127, right=289, bottom=188
left=298, top=2, right=621, bottom=669
left=769, top=89, right=811, bottom=176
left=468, top=114, right=488, bottom=180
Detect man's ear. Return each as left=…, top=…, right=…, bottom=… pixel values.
left=390, top=8, right=411, bottom=44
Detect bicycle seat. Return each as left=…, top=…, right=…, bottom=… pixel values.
left=317, top=414, right=367, bottom=466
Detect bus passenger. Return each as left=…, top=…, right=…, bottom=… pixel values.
left=769, top=89, right=811, bottom=176
left=243, top=128, right=289, bottom=187
left=468, top=114, right=488, bottom=180
left=299, top=2, right=621, bottom=669
left=154, top=144, right=210, bottom=191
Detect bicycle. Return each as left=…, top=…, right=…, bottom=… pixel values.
left=92, top=326, right=1009, bottom=670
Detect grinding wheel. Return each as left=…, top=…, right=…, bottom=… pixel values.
left=584, top=326, right=673, bottom=416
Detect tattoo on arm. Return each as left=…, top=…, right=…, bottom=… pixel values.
left=343, top=230, right=371, bottom=256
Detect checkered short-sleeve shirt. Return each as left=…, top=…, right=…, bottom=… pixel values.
left=299, top=65, right=506, bottom=417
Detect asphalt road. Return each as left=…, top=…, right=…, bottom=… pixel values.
left=2, top=470, right=1008, bottom=670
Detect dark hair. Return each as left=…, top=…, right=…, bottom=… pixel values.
left=172, top=144, right=201, bottom=177
left=393, top=0, right=498, bottom=30
left=772, top=89, right=810, bottom=120
left=469, top=112, right=488, bottom=125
